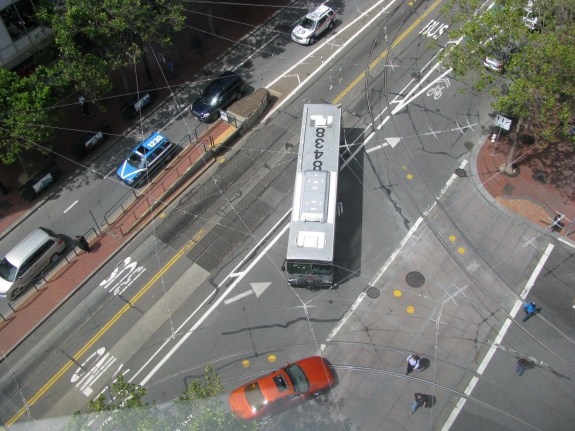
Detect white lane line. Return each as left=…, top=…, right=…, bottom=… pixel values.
left=64, top=200, right=79, bottom=213
left=441, top=242, right=555, bottom=431
left=558, top=237, right=575, bottom=249
left=437, top=159, right=468, bottom=199
left=130, top=210, right=291, bottom=384
left=137, top=223, right=290, bottom=386
left=263, top=0, right=400, bottom=122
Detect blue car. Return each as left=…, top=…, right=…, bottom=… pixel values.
left=116, top=132, right=176, bottom=186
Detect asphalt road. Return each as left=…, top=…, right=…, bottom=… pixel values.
left=2, top=0, right=574, bottom=430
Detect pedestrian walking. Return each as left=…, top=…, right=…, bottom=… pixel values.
left=166, top=59, right=174, bottom=78
left=550, top=214, right=564, bottom=232
left=406, top=353, right=421, bottom=374
left=75, top=235, right=91, bottom=253
left=79, top=95, right=94, bottom=117
left=522, top=302, right=537, bottom=322
left=516, top=358, right=531, bottom=376
left=410, top=393, right=429, bottom=414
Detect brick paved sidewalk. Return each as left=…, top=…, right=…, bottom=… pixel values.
left=476, top=131, right=575, bottom=239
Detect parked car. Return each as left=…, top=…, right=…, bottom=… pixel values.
left=121, top=85, right=158, bottom=120
left=116, top=132, right=177, bottom=186
left=291, top=4, right=336, bottom=45
left=0, top=227, right=66, bottom=301
left=71, top=121, right=112, bottom=158
left=228, top=356, right=336, bottom=421
left=19, top=161, right=62, bottom=202
left=190, top=71, right=245, bottom=123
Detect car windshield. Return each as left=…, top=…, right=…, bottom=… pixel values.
left=299, top=17, right=316, bottom=30
left=0, top=258, right=17, bottom=282
left=244, top=382, right=266, bottom=414
left=284, top=364, right=309, bottom=393
left=127, top=152, right=145, bottom=169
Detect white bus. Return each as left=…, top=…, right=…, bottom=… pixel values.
left=283, top=104, right=342, bottom=287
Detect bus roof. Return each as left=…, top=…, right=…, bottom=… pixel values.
left=286, top=104, right=341, bottom=263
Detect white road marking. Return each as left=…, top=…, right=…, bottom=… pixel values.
left=441, top=242, right=555, bottom=431
left=224, top=290, right=253, bottom=305
left=136, top=223, right=290, bottom=386
left=558, top=237, right=575, bottom=249
left=263, top=0, right=401, bottom=122
left=64, top=200, right=79, bottom=213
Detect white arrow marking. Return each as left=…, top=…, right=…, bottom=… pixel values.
left=224, top=290, right=252, bottom=304
left=224, top=282, right=271, bottom=304
left=251, top=282, right=271, bottom=297
left=366, top=137, right=401, bottom=153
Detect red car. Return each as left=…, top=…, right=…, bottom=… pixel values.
left=228, top=356, right=336, bottom=420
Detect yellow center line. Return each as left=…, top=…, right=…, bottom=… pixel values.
left=7, top=234, right=201, bottom=426
left=332, top=0, right=443, bottom=105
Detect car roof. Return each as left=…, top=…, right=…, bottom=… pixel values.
left=306, top=4, right=332, bottom=20
left=139, top=132, right=168, bottom=153
left=4, top=227, right=52, bottom=267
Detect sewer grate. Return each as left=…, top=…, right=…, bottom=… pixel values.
left=406, top=271, right=425, bottom=288
left=367, top=286, right=380, bottom=299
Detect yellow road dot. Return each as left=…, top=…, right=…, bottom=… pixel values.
left=406, top=173, right=414, bottom=180
left=242, top=359, right=250, bottom=368
left=394, top=290, right=402, bottom=297
left=406, top=305, right=415, bottom=314
left=458, top=247, right=465, bottom=254
left=219, top=158, right=225, bottom=164
left=448, top=235, right=456, bottom=242
left=268, top=354, right=277, bottom=363
left=402, top=165, right=408, bottom=170
left=159, top=212, right=167, bottom=219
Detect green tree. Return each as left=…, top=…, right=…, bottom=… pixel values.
left=177, top=365, right=258, bottom=431
left=0, top=68, right=55, bottom=165
left=443, top=0, right=575, bottom=146
left=37, top=0, right=186, bottom=97
left=66, top=375, right=176, bottom=431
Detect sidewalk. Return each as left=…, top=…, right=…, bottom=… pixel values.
left=476, top=131, right=575, bottom=239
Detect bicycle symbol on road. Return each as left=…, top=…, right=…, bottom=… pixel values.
left=426, top=78, right=450, bottom=100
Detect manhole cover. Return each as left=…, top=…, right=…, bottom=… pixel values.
left=406, top=271, right=425, bottom=288
left=464, top=141, right=474, bottom=150
left=455, top=168, right=467, bottom=177
left=367, top=286, right=380, bottom=299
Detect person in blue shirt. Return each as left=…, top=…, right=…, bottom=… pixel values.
left=522, top=302, right=537, bottom=322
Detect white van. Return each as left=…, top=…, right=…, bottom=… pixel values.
left=0, top=227, right=66, bottom=301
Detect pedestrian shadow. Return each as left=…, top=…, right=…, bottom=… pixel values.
left=425, top=395, right=437, bottom=408
left=418, top=357, right=431, bottom=371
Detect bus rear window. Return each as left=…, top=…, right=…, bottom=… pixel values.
left=312, top=264, right=332, bottom=275
left=287, top=262, right=311, bottom=274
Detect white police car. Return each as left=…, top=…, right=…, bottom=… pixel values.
left=116, top=132, right=176, bottom=186
left=292, top=4, right=336, bottom=45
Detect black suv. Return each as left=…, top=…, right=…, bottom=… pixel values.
left=191, top=71, right=245, bottom=122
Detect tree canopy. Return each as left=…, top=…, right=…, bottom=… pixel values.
left=66, top=366, right=257, bottom=431
left=443, top=0, right=575, bottom=145
left=37, top=0, right=186, bottom=96
left=0, top=67, right=55, bottom=165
